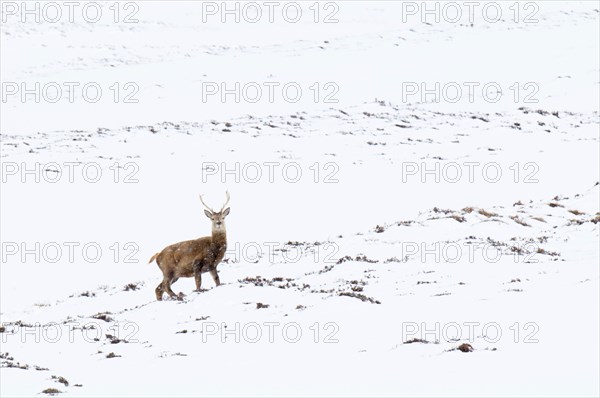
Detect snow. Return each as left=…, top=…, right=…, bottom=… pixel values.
left=1, top=1, right=599, bottom=397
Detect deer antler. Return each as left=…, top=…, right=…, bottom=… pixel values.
left=220, top=190, right=231, bottom=212
left=200, top=191, right=230, bottom=214
left=199, top=194, right=216, bottom=214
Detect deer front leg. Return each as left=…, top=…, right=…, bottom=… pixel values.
left=193, top=260, right=203, bottom=291
left=194, top=271, right=203, bottom=291
left=210, top=269, right=221, bottom=286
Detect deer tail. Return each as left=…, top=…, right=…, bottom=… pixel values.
left=148, top=253, right=159, bottom=264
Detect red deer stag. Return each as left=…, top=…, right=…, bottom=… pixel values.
left=149, top=191, right=230, bottom=300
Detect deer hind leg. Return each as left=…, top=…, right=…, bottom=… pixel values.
left=155, top=282, right=164, bottom=301
left=162, top=274, right=178, bottom=299
left=209, top=269, right=221, bottom=286
left=155, top=257, right=164, bottom=301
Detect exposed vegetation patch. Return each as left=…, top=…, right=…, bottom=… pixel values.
left=92, top=313, right=114, bottom=323
left=403, top=338, right=433, bottom=344
left=432, top=207, right=454, bottom=214
left=517, top=107, right=559, bottom=117
left=451, top=214, right=466, bottom=223
left=536, top=247, right=560, bottom=257
left=105, top=352, right=121, bottom=359
left=478, top=208, right=499, bottom=218
left=345, top=280, right=367, bottom=292
left=470, top=115, right=490, bottom=122
left=124, top=282, right=142, bottom=291
left=510, top=215, right=530, bottom=226
left=51, top=376, right=69, bottom=386
left=1, top=352, right=50, bottom=372
left=428, top=207, right=470, bottom=222
left=457, top=343, right=474, bottom=352
left=1, top=352, right=29, bottom=370
left=338, top=291, right=381, bottom=304
left=105, top=334, right=128, bottom=344
left=238, top=276, right=310, bottom=291
left=384, top=257, right=403, bottom=263
left=41, top=388, right=62, bottom=395
left=336, top=254, right=379, bottom=264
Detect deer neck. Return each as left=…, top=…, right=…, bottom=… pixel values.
left=211, top=228, right=227, bottom=246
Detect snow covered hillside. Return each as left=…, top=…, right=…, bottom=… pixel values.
left=1, top=1, right=599, bottom=397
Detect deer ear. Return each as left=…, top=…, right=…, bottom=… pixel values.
left=222, top=207, right=230, bottom=217
left=204, top=210, right=213, bottom=218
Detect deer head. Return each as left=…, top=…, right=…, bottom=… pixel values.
left=199, top=191, right=231, bottom=234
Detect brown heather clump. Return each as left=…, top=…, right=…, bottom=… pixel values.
left=478, top=208, right=498, bottom=218
left=404, top=338, right=431, bottom=344
left=510, top=215, right=530, bottom=227
left=451, top=214, right=466, bottom=223
left=41, top=388, right=62, bottom=395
